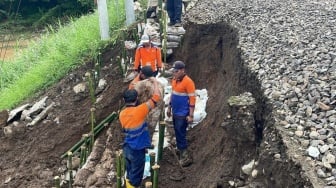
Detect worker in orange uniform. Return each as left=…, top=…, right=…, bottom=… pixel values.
left=129, top=66, right=153, bottom=89
left=133, top=34, right=163, bottom=77
left=167, top=61, right=195, bottom=167
left=119, top=77, right=161, bottom=188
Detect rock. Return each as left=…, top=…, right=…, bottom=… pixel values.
left=228, top=180, right=235, bottom=186
left=8, top=104, right=30, bottom=122
left=309, top=131, right=320, bottom=139
left=307, top=146, right=320, bottom=158
left=324, top=153, right=336, bottom=164
left=22, top=96, right=48, bottom=120
left=319, top=145, right=329, bottom=154
left=274, top=153, right=281, bottom=159
left=97, top=79, right=107, bottom=92
left=295, top=130, right=304, bottom=137
left=27, top=102, right=55, bottom=127
left=3, top=123, right=26, bottom=138
left=300, top=140, right=310, bottom=147
left=317, top=169, right=326, bottom=178
left=251, top=169, right=258, bottom=178
left=242, top=159, right=255, bottom=175
left=317, top=102, right=331, bottom=111
left=73, top=83, right=87, bottom=94
left=327, top=138, right=335, bottom=144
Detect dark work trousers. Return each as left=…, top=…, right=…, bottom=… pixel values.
left=166, top=0, right=183, bottom=24
left=123, top=144, right=146, bottom=187
left=173, top=115, right=188, bottom=150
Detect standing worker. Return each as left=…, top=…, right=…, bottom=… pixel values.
left=166, top=0, right=183, bottom=27
left=119, top=78, right=161, bottom=188
left=133, top=34, right=163, bottom=77
left=167, top=61, right=195, bottom=167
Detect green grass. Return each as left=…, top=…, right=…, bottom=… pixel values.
left=0, top=0, right=129, bottom=110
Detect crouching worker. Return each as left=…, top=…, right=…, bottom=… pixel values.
left=128, top=66, right=153, bottom=90
left=119, top=77, right=161, bottom=188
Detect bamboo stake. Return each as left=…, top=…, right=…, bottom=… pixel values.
left=133, top=27, right=139, bottom=44
left=118, top=29, right=127, bottom=76
left=149, top=152, right=156, bottom=182
left=157, top=121, right=166, bottom=162
left=80, top=145, right=86, bottom=168
left=162, top=11, right=167, bottom=75
left=158, top=0, right=162, bottom=20
left=158, top=0, right=163, bottom=35
left=116, top=150, right=122, bottom=188
left=95, top=52, right=102, bottom=83
left=54, top=176, right=60, bottom=188
left=90, top=107, right=96, bottom=151
left=121, top=150, right=125, bottom=177
left=82, top=134, right=89, bottom=156
left=117, top=56, right=124, bottom=76
left=145, top=181, right=152, bottom=188
left=152, top=165, right=160, bottom=188
left=68, top=152, right=73, bottom=188
left=86, top=133, right=92, bottom=154
left=88, top=73, right=96, bottom=103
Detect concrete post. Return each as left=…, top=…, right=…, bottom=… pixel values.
left=125, top=0, right=135, bottom=26
left=97, top=0, right=110, bottom=40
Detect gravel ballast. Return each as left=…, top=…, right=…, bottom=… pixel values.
left=185, top=0, right=336, bottom=187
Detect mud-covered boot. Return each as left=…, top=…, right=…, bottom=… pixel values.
left=179, top=149, right=193, bottom=167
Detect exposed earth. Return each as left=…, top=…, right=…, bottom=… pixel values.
left=1, top=0, right=334, bottom=187
left=0, top=25, right=310, bottom=188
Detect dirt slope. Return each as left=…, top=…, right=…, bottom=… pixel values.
left=0, top=21, right=313, bottom=188
left=0, top=45, right=126, bottom=187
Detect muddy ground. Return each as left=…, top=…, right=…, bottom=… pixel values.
left=0, top=23, right=314, bottom=188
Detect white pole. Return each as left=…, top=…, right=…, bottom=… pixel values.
left=125, top=0, right=135, bottom=26
left=97, top=0, right=110, bottom=40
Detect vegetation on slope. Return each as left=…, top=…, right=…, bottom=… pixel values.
left=0, top=0, right=128, bottom=110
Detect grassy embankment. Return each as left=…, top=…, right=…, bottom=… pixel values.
left=0, top=0, right=128, bottom=110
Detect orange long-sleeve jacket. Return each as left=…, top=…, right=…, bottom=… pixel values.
left=119, top=94, right=160, bottom=150
left=133, top=45, right=162, bottom=72
left=170, top=75, right=196, bottom=116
